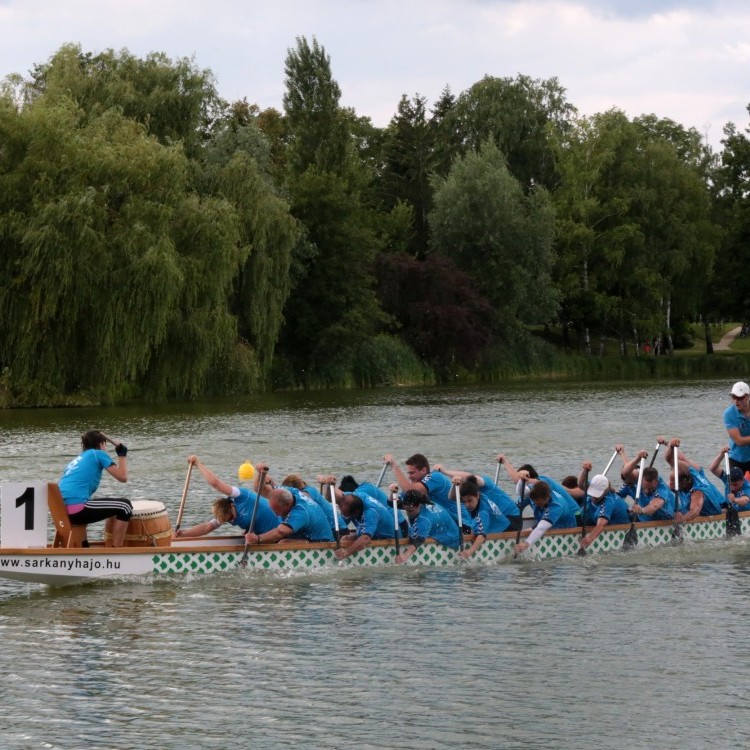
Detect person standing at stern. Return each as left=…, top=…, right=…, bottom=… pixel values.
left=724, top=381, right=750, bottom=474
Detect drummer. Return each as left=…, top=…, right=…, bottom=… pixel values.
left=174, top=456, right=281, bottom=538
left=59, top=429, right=132, bottom=547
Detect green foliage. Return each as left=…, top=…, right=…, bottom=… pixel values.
left=429, top=139, right=559, bottom=331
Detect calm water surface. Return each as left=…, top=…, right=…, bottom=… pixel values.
left=1, top=380, right=749, bottom=749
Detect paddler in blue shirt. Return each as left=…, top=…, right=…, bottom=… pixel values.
left=174, top=455, right=281, bottom=538
left=451, top=477, right=514, bottom=560
left=723, top=381, right=750, bottom=474
left=579, top=472, right=632, bottom=551
left=394, top=489, right=460, bottom=564
left=629, top=466, right=675, bottom=521
left=709, top=447, right=750, bottom=512
left=433, top=464, right=523, bottom=532
left=334, top=492, right=398, bottom=560
left=662, top=439, right=723, bottom=520
left=383, top=452, right=457, bottom=524
left=514, top=480, right=578, bottom=556
left=245, top=486, right=335, bottom=544
left=498, top=453, right=580, bottom=524
left=282, top=474, right=348, bottom=536
left=337, top=474, right=390, bottom=507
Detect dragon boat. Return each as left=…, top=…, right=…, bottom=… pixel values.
left=0, top=480, right=745, bottom=586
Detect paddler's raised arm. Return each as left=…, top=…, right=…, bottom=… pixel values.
left=383, top=454, right=426, bottom=495
left=497, top=454, right=522, bottom=483
left=620, top=449, right=648, bottom=483
left=709, top=446, right=729, bottom=479
left=188, top=455, right=233, bottom=496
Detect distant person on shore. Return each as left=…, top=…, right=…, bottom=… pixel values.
left=175, top=456, right=281, bottom=538
left=723, top=381, right=750, bottom=473
left=59, top=429, right=132, bottom=547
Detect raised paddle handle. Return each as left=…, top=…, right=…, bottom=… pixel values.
left=635, top=456, right=645, bottom=502
left=649, top=442, right=661, bottom=468
left=329, top=484, right=341, bottom=548
left=174, top=462, right=194, bottom=532
left=391, top=490, right=401, bottom=556
left=376, top=462, right=388, bottom=489
left=602, top=450, right=618, bottom=477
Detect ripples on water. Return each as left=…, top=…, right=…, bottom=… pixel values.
left=1, top=380, right=750, bottom=749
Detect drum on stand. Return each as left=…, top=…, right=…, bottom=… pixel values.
left=105, top=499, right=173, bottom=547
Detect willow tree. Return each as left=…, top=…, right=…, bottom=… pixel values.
left=27, top=44, right=222, bottom=157
left=200, top=117, right=300, bottom=381
left=0, top=85, right=245, bottom=403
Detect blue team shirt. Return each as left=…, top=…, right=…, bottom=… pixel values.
left=520, top=476, right=579, bottom=529
left=633, top=478, right=675, bottom=521
left=408, top=504, right=460, bottom=549
left=231, top=487, right=282, bottom=534
left=302, top=485, right=348, bottom=533
left=724, top=404, right=750, bottom=463
left=59, top=449, right=114, bottom=506
left=477, top=475, right=521, bottom=519
left=720, top=473, right=750, bottom=512
left=421, top=471, right=456, bottom=521
left=280, top=488, right=335, bottom=542
left=676, top=468, right=723, bottom=516
left=467, top=495, right=511, bottom=536
left=352, top=495, right=397, bottom=539
left=584, top=491, right=631, bottom=526
left=356, top=482, right=390, bottom=507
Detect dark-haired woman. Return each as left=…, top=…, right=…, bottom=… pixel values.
left=58, top=429, right=132, bottom=546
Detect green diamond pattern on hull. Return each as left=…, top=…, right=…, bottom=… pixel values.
left=148, top=516, right=743, bottom=577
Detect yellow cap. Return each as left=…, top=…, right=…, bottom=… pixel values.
left=238, top=461, right=255, bottom=481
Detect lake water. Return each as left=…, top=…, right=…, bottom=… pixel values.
left=1, top=379, right=749, bottom=749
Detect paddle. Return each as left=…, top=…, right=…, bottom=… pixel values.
left=376, top=461, right=388, bottom=489
left=512, top=479, right=527, bottom=559
left=391, top=489, right=401, bottom=558
left=494, top=456, right=502, bottom=486
left=671, top=444, right=682, bottom=542
left=724, top=452, right=742, bottom=537
left=623, top=456, right=644, bottom=550
left=455, top=483, right=464, bottom=555
left=174, top=462, right=194, bottom=534
left=239, top=467, right=267, bottom=568
left=578, top=468, right=590, bottom=557
left=602, top=450, right=618, bottom=477
left=649, top=441, right=661, bottom=468
left=329, top=484, right=342, bottom=549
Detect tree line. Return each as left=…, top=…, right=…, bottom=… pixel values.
left=1, top=38, right=748, bottom=405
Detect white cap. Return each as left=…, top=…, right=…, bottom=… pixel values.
left=587, top=474, right=609, bottom=499
left=515, top=480, right=531, bottom=499
left=732, top=381, right=750, bottom=397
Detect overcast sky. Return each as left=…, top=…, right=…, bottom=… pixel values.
left=1, top=0, right=748, bottom=152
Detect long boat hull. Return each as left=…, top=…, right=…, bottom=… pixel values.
left=0, top=511, right=745, bottom=586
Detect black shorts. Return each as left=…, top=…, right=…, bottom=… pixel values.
left=68, top=497, right=133, bottom=525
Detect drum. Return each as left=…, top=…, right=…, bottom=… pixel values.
left=105, top=500, right=173, bottom=547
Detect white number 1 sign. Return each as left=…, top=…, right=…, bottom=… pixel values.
left=1, top=482, right=48, bottom=548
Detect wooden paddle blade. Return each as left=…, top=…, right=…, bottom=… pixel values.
left=726, top=506, right=742, bottom=537
left=622, top=522, right=639, bottom=550
left=577, top=546, right=587, bottom=557
left=670, top=524, right=683, bottom=544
